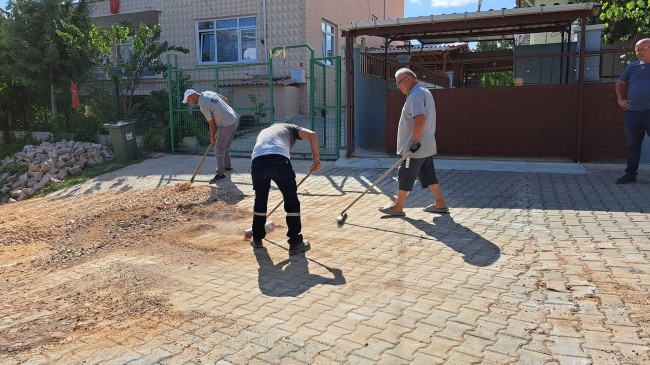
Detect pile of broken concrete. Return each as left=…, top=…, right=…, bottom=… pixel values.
left=1, top=140, right=114, bottom=203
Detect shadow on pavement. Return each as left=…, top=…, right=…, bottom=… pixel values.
left=403, top=214, right=500, bottom=267
left=254, top=243, right=346, bottom=297
left=329, top=167, right=650, bottom=214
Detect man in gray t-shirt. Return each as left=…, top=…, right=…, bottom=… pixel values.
left=379, top=68, right=449, bottom=217
left=250, top=123, right=321, bottom=256
left=183, top=89, right=240, bottom=184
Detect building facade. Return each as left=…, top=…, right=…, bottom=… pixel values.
left=89, top=0, right=404, bottom=115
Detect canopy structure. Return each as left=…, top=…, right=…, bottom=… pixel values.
left=341, top=3, right=601, bottom=44
left=340, top=3, right=603, bottom=155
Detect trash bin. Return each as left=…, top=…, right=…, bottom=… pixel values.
left=103, top=120, right=137, bottom=163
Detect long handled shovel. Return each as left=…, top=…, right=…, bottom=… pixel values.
left=244, top=170, right=313, bottom=240
left=336, top=152, right=411, bottom=226
left=190, top=143, right=214, bottom=184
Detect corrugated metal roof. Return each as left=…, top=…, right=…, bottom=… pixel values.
left=341, top=3, right=601, bottom=43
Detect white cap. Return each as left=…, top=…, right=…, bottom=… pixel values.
left=182, top=89, right=197, bottom=103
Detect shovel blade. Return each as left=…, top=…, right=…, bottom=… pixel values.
left=243, top=221, right=276, bottom=240
left=264, top=221, right=275, bottom=233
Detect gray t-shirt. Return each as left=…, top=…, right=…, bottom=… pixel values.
left=251, top=123, right=302, bottom=160
left=619, top=60, right=650, bottom=111
left=197, top=91, right=239, bottom=127
left=396, top=84, right=437, bottom=158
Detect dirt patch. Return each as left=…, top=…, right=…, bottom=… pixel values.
left=0, top=183, right=252, bottom=358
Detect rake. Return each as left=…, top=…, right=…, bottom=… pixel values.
left=189, top=143, right=214, bottom=184
left=336, top=152, right=411, bottom=225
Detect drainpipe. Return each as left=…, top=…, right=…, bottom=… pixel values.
left=558, top=29, right=560, bottom=84
left=263, top=0, right=268, bottom=61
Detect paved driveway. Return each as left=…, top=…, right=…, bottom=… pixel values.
left=14, top=155, right=650, bottom=364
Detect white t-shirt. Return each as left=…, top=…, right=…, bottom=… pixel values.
left=251, top=123, right=302, bottom=160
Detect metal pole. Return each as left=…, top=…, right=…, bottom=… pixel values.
left=166, top=54, right=175, bottom=154
left=345, top=34, right=354, bottom=157
left=576, top=17, right=586, bottom=162
left=336, top=56, right=342, bottom=157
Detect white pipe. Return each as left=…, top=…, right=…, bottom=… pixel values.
left=263, top=0, right=268, bottom=61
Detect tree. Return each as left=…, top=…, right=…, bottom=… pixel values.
left=2, top=0, right=93, bottom=121
left=599, top=0, right=650, bottom=43
left=57, top=21, right=189, bottom=115
left=472, top=40, right=514, bottom=87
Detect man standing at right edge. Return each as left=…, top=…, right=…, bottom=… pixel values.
left=615, top=38, right=650, bottom=184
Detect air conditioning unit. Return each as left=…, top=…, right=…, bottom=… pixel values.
left=290, top=69, right=306, bottom=84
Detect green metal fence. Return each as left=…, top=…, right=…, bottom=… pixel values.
left=166, top=54, right=274, bottom=156
left=311, top=56, right=342, bottom=160
left=166, top=44, right=341, bottom=160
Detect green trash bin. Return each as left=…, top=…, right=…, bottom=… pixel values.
left=104, top=120, right=137, bottom=163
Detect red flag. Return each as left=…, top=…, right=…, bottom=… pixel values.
left=70, top=82, right=80, bottom=109
left=110, top=0, right=119, bottom=14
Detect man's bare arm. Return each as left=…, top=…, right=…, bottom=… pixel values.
left=615, top=80, right=629, bottom=110
left=298, top=128, right=321, bottom=172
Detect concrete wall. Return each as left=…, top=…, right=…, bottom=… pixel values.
left=231, top=85, right=300, bottom=122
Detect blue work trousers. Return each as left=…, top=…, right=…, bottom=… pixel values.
left=251, top=154, right=303, bottom=244
left=624, top=109, right=650, bottom=175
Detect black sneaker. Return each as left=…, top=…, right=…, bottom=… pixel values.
left=616, top=174, right=636, bottom=184
left=250, top=238, right=263, bottom=248
left=289, top=240, right=310, bottom=256
left=225, top=167, right=234, bottom=172
left=208, top=174, right=226, bottom=184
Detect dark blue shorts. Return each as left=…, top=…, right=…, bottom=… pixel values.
left=397, top=155, right=439, bottom=191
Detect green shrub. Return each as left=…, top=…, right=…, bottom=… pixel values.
left=0, top=163, right=28, bottom=176
left=143, top=128, right=163, bottom=152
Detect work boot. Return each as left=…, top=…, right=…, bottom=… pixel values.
left=289, top=240, right=310, bottom=256
left=616, top=174, right=636, bottom=184
left=209, top=173, right=226, bottom=184
left=250, top=237, right=263, bottom=248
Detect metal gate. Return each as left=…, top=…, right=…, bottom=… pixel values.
left=166, top=44, right=342, bottom=160
left=311, top=55, right=342, bottom=160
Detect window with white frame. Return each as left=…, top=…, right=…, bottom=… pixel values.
left=322, top=20, right=336, bottom=61
left=115, top=36, right=160, bottom=78
left=197, top=16, right=257, bottom=64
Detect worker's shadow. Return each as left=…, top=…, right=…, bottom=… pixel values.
left=254, top=246, right=346, bottom=297
left=404, top=214, right=500, bottom=267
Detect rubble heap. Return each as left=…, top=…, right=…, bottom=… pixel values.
left=0, top=140, right=114, bottom=203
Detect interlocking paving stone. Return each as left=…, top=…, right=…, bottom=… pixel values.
left=4, top=157, right=650, bottom=364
